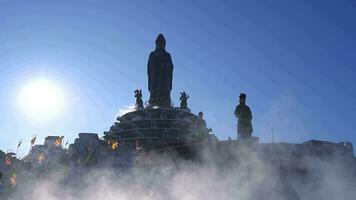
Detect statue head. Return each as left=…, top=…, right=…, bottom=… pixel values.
left=155, top=34, right=166, bottom=50
left=239, top=93, right=246, bottom=105
left=135, top=89, right=142, bottom=97
left=198, top=111, right=203, bottom=118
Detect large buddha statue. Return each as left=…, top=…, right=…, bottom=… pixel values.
left=147, top=34, right=174, bottom=107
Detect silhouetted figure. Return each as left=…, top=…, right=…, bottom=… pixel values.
left=180, top=92, right=189, bottom=109
left=197, top=112, right=212, bottom=139
left=234, top=93, right=253, bottom=139
left=134, top=89, right=144, bottom=109
left=197, top=112, right=207, bottom=129
left=147, top=34, right=174, bottom=107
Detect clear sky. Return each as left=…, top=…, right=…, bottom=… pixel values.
left=0, top=0, right=355, bottom=157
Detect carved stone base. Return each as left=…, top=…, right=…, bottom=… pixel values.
left=104, top=107, right=208, bottom=148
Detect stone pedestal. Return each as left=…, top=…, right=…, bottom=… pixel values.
left=104, top=107, right=207, bottom=149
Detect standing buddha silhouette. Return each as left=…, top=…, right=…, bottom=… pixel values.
left=147, top=34, right=174, bottom=108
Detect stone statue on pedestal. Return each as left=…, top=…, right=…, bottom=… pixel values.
left=134, top=89, right=144, bottom=109
left=234, top=93, right=253, bottom=139
left=147, top=34, right=174, bottom=107
left=197, top=111, right=212, bottom=140
left=180, top=92, right=189, bottom=109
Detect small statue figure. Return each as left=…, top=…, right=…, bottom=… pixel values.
left=234, top=93, right=253, bottom=139
left=134, top=89, right=144, bottom=109
left=197, top=111, right=212, bottom=140
left=197, top=112, right=207, bottom=129
left=180, top=92, right=189, bottom=109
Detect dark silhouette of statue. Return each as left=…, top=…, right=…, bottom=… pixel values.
left=147, top=34, right=174, bottom=107
left=134, top=89, right=144, bottom=109
left=197, top=111, right=212, bottom=140
left=234, top=93, right=253, bottom=139
left=180, top=91, right=189, bottom=109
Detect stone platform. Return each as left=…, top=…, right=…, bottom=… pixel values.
left=104, top=107, right=205, bottom=148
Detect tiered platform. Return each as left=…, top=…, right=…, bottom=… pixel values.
left=104, top=108, right=202, bottom=147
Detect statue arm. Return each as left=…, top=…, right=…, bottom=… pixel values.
left=147, top=53, right=152, bottom=75
left=234, top=106, right=239, bottom=118
left=147, top=59, right=150, bottom=91
left=247, top=107, right=253, bottom=121
left=147, top=53, right=154, bottom=91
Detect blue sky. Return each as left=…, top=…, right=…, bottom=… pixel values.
left=0, top=0, right=355, bottom=157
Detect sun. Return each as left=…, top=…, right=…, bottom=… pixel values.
left=18, top=79, right=66, bottom=121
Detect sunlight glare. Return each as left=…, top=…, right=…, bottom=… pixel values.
left=18, top=79, right=66, bottom=121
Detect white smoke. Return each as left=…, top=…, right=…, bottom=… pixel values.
left=118, top=104, right=136, bottom=117
left=255, top=91, right=311, bottom=143
left=4, top=144, right=356, bottom=200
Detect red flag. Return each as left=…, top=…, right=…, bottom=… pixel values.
left=4, top=155, right=12, bottom=165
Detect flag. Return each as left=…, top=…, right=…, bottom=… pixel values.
left=111, top=141, right=119, bottom=150
left=10, top=173, right=16, bottom=188
left=16, top=139, right=23, bottom=156
left=54, top=137, right=62, bottom=147
left=107, top=140, right=118, bottom=150
left=31, top=135, right=37, bottom=146
left=4, top=155, right=12, bottom=166
left=17, top=139, right=22, bottom=148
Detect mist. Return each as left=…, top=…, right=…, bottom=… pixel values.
left=3, top=143, right=355, bottom=200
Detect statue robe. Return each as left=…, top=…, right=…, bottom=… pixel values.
left=234, top=104, right=253, bottom=138
left=147, top=49, right=174, bottom=107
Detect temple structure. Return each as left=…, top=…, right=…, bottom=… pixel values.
left=2, top=35, right=354, bottom=199
left=18, top=35, right=354, bottom=169
left=103, top=34, right=214, bottom=150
